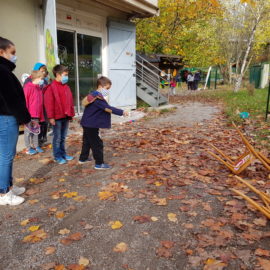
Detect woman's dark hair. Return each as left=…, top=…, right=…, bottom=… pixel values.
left=97, top=76, right=112, bottom=88
left=0, top=37, right=14, bottom=50
left=52, top=64, right=68, bottom=77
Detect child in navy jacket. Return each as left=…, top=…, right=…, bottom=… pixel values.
left=79, top=76, right=128, bottom=169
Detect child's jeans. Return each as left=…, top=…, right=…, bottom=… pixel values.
left=0, top=116, right=19, bottom=194
left=24, top=128, right=38, bottom=149
left=79, top=127, right=104, bottom=165
left=52, top=118, right=69, bottom=160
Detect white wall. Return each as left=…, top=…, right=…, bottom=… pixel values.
left=0, top=0, right=44, bottom=80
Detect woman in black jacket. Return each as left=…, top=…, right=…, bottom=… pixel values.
left=0, top=37, right=31, bottom=205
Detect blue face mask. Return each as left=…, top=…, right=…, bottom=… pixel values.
left=10, top=55, right=17, bottom=64
left=38, top=79, right=44, bottom=86
left=44, top=77, right=49, bottom=83
left=61, top=75, right=69, bottom=84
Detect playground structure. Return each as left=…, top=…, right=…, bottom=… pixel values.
left=208, top=122, right=270, bottom=175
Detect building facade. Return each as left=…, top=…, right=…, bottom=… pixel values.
left=0, top=0, right=158, bottom=113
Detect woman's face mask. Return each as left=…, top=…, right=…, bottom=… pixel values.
left=0, top=45, right=17, bottom=64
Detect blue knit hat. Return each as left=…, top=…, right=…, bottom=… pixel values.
left=33, top=62, right=45, bottom=71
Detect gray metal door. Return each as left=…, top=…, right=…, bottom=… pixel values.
left=108, top=20, right=136, bottom=108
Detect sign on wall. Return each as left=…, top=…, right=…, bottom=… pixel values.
left=44, top=0, right=59, bottom=74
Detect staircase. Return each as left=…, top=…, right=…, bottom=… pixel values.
left=136, top=55, right=168, bottom=107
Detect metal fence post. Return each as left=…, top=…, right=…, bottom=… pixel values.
left=265, top=80, right=270, bottom=121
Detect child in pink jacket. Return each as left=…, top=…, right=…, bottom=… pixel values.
left=23, top=70, right=45, bottom=155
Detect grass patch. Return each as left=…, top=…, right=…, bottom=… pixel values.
left=196, top=88, right=268, bottom=123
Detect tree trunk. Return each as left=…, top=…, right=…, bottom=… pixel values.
left=234, top=74, right=243, bottom=92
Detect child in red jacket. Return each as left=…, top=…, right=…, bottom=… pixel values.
left=23, top=70, right=45, bottom=155
left=44, top=65, right=75, bottom=164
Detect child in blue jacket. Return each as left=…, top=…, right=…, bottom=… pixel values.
left=79, top=76, right=128, bottom=169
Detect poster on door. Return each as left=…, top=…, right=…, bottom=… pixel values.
left=44, top=0, right=59, bottom=74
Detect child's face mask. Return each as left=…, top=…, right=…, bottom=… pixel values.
left=38, top=79, right=45, bottom=86
left=61, top=75, right=69, bottom=84
left=100, top=88, right=109, bottom=97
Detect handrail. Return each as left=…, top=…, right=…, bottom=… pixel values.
left=137, top=54, right=169, bottom=81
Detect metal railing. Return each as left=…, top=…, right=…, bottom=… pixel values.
left=136, top=55, right=170, bottom=106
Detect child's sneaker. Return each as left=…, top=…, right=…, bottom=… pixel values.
left=11, top=186, right=26, bottom=196
left=78, top=158, right=92, bottom=164
left=0, top=191, right=25, bottom=206
left=54, top=158, right=67, bottom=165
left=64, top=155, right=74, bottom=161
left=36, top=147, right=44, bottom=153
left=26, top=148, right=37, bottom=155
left=94, top=164, right=111, bottom=170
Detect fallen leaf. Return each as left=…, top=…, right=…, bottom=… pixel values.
left=28, top=199, right=39, bottom=205
left=28, top=225, right=40, bottom=232
left=69, top=232, right=84, bottom=241
left=109, top=221, right=123, bottom=229
left=167, top=213, right=178, bottom=223
left=55, top=211, right=65, bottom=219
left=98, top=191, right=115, bottom=200
left=67, top=265, right=85, bottom=270
left=133, top=215, right=151, bottom=224
left=20, top=219, right=30, bottom=226
left=150, top=196, right=167, bottom=206
left=204, top=258, right=227, bottom=270
left=22, top=229, right=47, bottom=243
left=255, top=248, right=270, bottom=257
left=45, top=246, right=56, bottom=255
left=151, top=216, right=159, bottom=222
left=79, top=256, right=90, bottom=266
left=113, top=242, right=128, bottom=253
left=58, top=228, right=71, bottom=235
left=29, top=178, right=45, bottom=184
left=59, top=178, right=66, bottom=182
left=258, top=258, right=270, bottom=270
left=63, top=192, right=78, bottom=198
left=73, top=196, right=87, bottom=202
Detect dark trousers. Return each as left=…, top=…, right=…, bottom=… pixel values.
left=79, top=127, right=104, bottom=165
left=38, top=122, right=48, bottom=147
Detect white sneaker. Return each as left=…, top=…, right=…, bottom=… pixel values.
left=0, top=191, right=25, bottom=206
left=11, top=186, right=26, bottom=196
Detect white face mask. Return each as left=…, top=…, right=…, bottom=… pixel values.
left=100, top=88, right=109, bottom=97
left=10, top=55, right=17, bottom=64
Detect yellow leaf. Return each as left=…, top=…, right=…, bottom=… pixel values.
left=59, top=178, right=66, bottom=182
left=168, top=213, right=178, bottom=223
left=79, top=256, right=90, bottom=266
left=154, top=181, right=163, bottom=186
left=29, top=178, right=45, bottom=184
left=204, top=258, right=227, bottom=270
left=113, top=242, right=128, bottom=253
left=20, top=219, right=30, bottom=226
left=55, top=211, right=65, bottom=219
left=109, top=221, right=123, bottom=230
left=98, top=191, right=115, bottom=200
left=63, top=192, right=78, bottom=198
left=28, top=225, right=40, bottom=232
left=22, top=229, right=47, bottom=243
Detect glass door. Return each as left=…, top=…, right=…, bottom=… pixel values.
left=77, top=34, right=102, bottom=107
left=57, top=30, right=78, bottom=111
left=57, top=30, right=102, bottom=114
